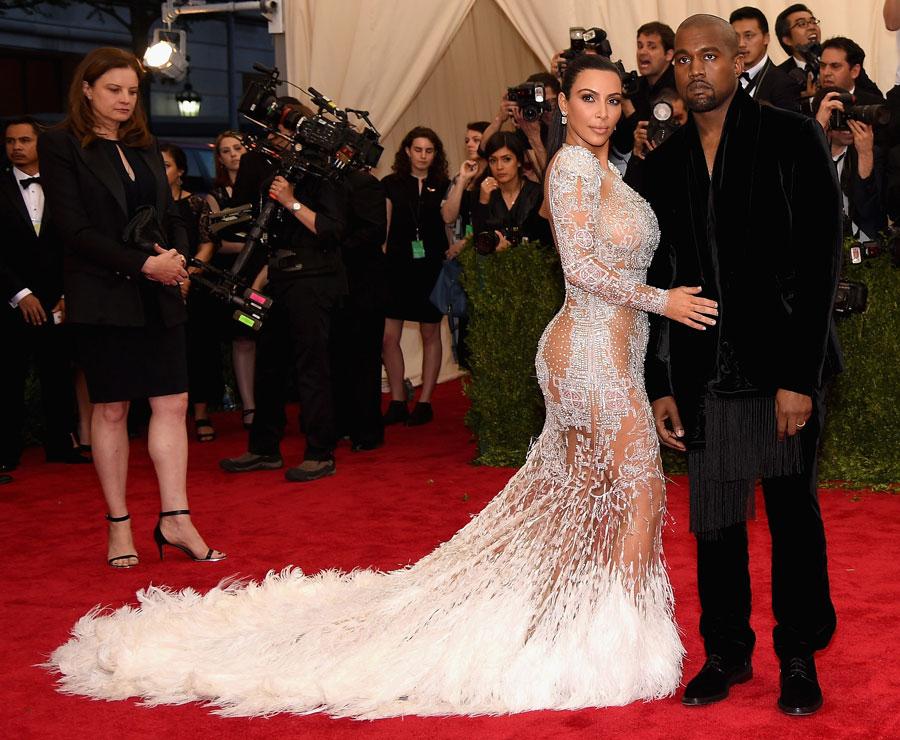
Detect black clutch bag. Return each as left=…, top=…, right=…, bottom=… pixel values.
left=122, top=205, right=167, bottom=256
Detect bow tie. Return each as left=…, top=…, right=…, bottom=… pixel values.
left=740, top=72, right=752, bottom=83
left=19, top=176, right=41, bottom=189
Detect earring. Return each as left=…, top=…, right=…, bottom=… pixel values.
left=561, top=111, right=567, bottom=125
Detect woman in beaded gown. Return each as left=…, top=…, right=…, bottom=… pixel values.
left=48, top=55, right=719, bottom=719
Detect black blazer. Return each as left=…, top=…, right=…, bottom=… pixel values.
left=627, top=89, right=842, bottom=443
left=839, top=143, right=887, bottom=239
left=38, top=128, right=189, bottom=328
left=0, top=166, right=64, bottom=310
left=751, top=57, right=802, bottom=113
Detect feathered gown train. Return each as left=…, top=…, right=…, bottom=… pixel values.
left=48, top=145, right=683, bottom=718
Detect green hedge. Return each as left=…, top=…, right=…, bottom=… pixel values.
left=819, top=248, right=900, bottom=487
left=458, top=241, right=565, bottom=466
left=460, top=241, right=900, bottom=487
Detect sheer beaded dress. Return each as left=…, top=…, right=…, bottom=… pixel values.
left=48, top=144, right=683, bottom=718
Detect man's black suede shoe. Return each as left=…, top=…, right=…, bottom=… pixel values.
left=778, top=655, right=823, bottom=716
left=682, top=654, right=753, bottom=706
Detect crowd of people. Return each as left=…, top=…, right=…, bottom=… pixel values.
left=15, top=0, right=899, bottom=723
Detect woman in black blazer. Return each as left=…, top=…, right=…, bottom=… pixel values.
left=39, top=47, right=224, bottom=567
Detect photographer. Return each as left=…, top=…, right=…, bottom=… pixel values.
left=479, top=74, right=558, bottom=180
left=470, top=131, right=551, bottom=253
left=442, top=120, right=489, bottom=257
left=220, top=147, right=348, bottom=482
left=814, top=86, right=887, bottom=242
left=631, top=87, right=688, bottom=160
left=729, top=6, right=801, bottom=112
left=610, top=22, right=677, bottom=157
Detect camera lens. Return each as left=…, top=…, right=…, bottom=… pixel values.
left=474, top=231, right=499, bottom=255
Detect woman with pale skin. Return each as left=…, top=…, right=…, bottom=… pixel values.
left=39, top=48, right=224, bottom=567
left=206, top=132, right=260, bottom=429
left=441, top=123, right=488, bottom=258
left=381, top=128, right=450, bottom=427
left=161, top=143, right=221, bottom=443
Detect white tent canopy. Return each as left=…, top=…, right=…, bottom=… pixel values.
left=277, top=0, right=897, bottom=177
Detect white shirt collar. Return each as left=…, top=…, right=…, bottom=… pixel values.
left=745, top=54, right=769, bottom=79
left=794, top=57, right=807, bottom=70
left=12, top=166, right=40, bottom=182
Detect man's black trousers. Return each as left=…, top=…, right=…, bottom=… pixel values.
left=249, top=276, right=339, bottom=462
left=695, top=390, right=837, bottom=662
left=0, top=310, right=77, bottom=465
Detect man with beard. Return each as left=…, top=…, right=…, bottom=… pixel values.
left=627, top=14, right=842, bottom=716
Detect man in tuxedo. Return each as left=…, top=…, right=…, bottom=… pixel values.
left=629, top=15, right=841, bottom=716
left=0, top=117, right=87, bottom=470
left=729, top=6, right=801, bottom=112
left=775, top=5, right=883, bottom=105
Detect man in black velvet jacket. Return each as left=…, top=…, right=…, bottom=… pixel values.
left=626, top=15, right=841, bottom=717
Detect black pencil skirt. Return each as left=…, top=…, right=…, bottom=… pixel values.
left=74, top=322, right=189, bottom=403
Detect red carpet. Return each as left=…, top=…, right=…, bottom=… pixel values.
left=2, top=380, right=898, bottom=739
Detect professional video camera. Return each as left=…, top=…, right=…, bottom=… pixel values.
left=191, top=64, right=383, bottom=328
left=829, top=93, right=891, bottom=131
left=474, top=225, right=522, bottom=255
left=557, top=26, right=639, bottom=96
left=506, top=82, right=551, bottom=122
left=646, top=99, right=681, bottom=147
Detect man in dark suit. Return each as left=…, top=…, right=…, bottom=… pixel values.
left=627, top=15, right=841, bottom=716
left=730, top=6, right=801, bottom=112
left=0, top=117, right=87, bottom=470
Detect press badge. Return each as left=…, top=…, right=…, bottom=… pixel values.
left=411, top=239, right=426, bottom=259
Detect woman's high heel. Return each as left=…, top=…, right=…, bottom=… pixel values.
left=106, top=513, right=139, bottom=568
left=153, top=509, right=226, bottom=562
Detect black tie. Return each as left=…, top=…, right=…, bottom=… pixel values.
left=20, top=176, right=41, bottom=189
left=740, top=72, right=751, bottom=86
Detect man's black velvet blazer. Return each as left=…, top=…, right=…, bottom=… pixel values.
left=626, top=88, right=843, bottom=443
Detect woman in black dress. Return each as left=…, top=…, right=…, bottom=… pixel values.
left=160, top=143, right=221, bottom=443
left=470, top=131, right=552, bottom=250
left=206, top=130, right=259, bottom=430
left=381, top=127, right=450, bottom=427
left=40, top=47, right=224, bottom=567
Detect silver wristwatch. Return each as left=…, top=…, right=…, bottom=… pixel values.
left=291, top=201, right=303, bottom=213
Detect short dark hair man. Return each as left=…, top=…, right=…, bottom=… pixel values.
left=628, top=14, right=841, bottom=716
left=0, top=116, right=88, bottom=473
left=729, top=6, right=801, bottom=111
left=610, top=21, right=677, bottom=155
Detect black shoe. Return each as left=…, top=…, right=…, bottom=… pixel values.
left=682, top=654, right=753, bottom=706
left=1, top=461, right=19, bottom=473
left=219, top=452, right=283, bottom=473
left=351, top=439, right=383, bottom=452
left=382, top=400, right=409, bottom=425
left=778, top=655, right=822, bottom=716
left=46, top=449, right=92, bottom=464
left=405, top=402, right=433, bottom=427
left=153, top=509, right=226, bottom=562
left=284, top=459, right=335, bottom=482
left=0, top=474, right=12, bottom=485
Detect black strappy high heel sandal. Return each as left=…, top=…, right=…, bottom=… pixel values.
left=153, top=509, right=226, bottom=562
left=106, top=513, right=139, bottom=568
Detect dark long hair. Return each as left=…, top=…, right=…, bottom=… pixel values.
left=61, top=47, right=152, bottom=148
left=545, top=55, right=622, bottom=167
left=391, top=126, right=449, bottom=183
left=474, top=130, right=528, bottom=192
left=212, top=130, right=245, bottom=189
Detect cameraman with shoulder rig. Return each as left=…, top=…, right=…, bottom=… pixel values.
left=220, top=98, right=349, bottom=483
left=470, top=131, right=551, bottom=255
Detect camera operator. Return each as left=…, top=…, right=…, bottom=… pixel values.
left=220, top=135, right=349, bottom=482
left=479, top=74, right=558, bottom=180
left=609, top=22, right=677, bottom=157
left=730, top=7, right=801, bottom=112
left=331, top=168, right=388, bottom=452
left=470, top=131, right=551, bottom=253
left=814, top=85, right=887, bottom=242
left=631, top=87, right=688, bottom=160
